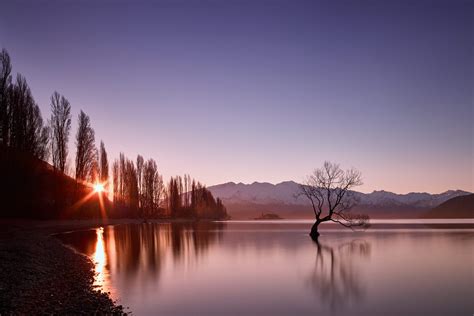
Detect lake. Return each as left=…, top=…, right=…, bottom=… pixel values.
left=57, top=220, right=474, bottom=315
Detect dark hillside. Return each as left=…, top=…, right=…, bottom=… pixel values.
left=424, top=194, right=474, bottom=218
left=0, top=146, right=107, bottom=219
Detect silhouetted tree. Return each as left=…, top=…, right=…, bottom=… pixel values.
left=24, top=97, right=49, bottom=160
left=75, top=111, right=96, bottom=181
left=299, top=161, right=369, bottom=240
left=183, top=174, right=189, bottom=208
left=5, top=74, right=49, bottom=159
left=112, top=160, right=119, bottom=203
left=112, top=153, right=141, bottom=217
left=136, top=154, right=144, bottom=209
left=99, top=141, right=109, bottom=184
left=0, top=49, right=12, bottom=146
left=124, top=158, right=139, bottom=210
left=1, top=47, right=229, bottom=222
left=89, top=147, right=99, bottom=182
left=110, top=154, right=228, bottom=219
left=168, top=175, right=227, bottom=219
left=142, top=158, right=164, bottom=218
left=191, top=179, right=197, bottom=210
left=168, top=177, right=181, bottom=217
left=50, top=91, right=71, bottom=172
left=119, top=153, right=125, bottom=201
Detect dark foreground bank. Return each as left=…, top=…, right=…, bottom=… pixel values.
left=0, top=220, right=129, bottom=314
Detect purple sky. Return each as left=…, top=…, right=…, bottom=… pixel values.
left=0, top=0, right=472, bottom=193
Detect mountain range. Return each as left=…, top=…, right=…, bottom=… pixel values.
left=208, top=181, right=471, bottom=219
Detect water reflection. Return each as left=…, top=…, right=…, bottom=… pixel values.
left=308, top=240, right=370, bottom=311
left=57, top=221, right=474, bottom=316
left=104, top=222, right=224, bottom=278
left=93, top=227, right=106, bottom=288
left=62, top=222, right=226, bottom=299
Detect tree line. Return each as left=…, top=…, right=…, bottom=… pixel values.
left=0, top=48, right=228, bottom=220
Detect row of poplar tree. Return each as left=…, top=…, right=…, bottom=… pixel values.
left=112, top=156, right=228, bottom=219
left=0, top=48, right=228, bottom=220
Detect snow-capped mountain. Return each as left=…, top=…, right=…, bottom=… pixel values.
left=208, top=181, right=303, bottom=205
left=208, top=181, right=471, bottom=219
left=354, top=189, right=470, bottom=208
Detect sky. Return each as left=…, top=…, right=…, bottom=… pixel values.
left=0, top=0, right=472, bottom=194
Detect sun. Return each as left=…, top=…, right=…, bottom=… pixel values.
left=93, top=183, right=105, bottom=193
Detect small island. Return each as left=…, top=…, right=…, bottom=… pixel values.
left=254, top=213, right=283, bottom=220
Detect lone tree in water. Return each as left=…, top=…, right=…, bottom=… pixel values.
left=299, top=161, right=369, bottom=240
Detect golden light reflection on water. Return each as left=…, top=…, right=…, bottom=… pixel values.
left=93, top=227, right=107, bottom=289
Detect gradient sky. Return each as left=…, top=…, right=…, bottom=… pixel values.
left=0, top=0, right=472, bottom=193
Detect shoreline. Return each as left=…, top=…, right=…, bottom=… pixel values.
left=0, top=219, right=135, bottom=315
left=0, top=217, right=230, bottom=314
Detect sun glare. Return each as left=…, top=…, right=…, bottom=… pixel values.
left=93, top=183, right=105, bottom=193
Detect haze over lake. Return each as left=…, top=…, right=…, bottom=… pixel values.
left=58, top=220, right=474, bottom=316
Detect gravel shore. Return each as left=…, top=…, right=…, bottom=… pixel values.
left=0, top=220, right=129, bottom=315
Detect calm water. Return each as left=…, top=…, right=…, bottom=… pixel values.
left=57, top=220, right=474, bottom=316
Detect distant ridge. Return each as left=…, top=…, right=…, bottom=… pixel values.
left=424, top=194, right=474, bottom=218
left=208, top=181, right=471, bottom=219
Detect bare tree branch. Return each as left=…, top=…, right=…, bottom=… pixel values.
left=298, top=161, right=370, bottom=239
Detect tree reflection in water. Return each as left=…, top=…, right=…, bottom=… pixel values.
left=308, top=239, right=371, bottom=311
left=100, top=222, right=225, bottom=287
